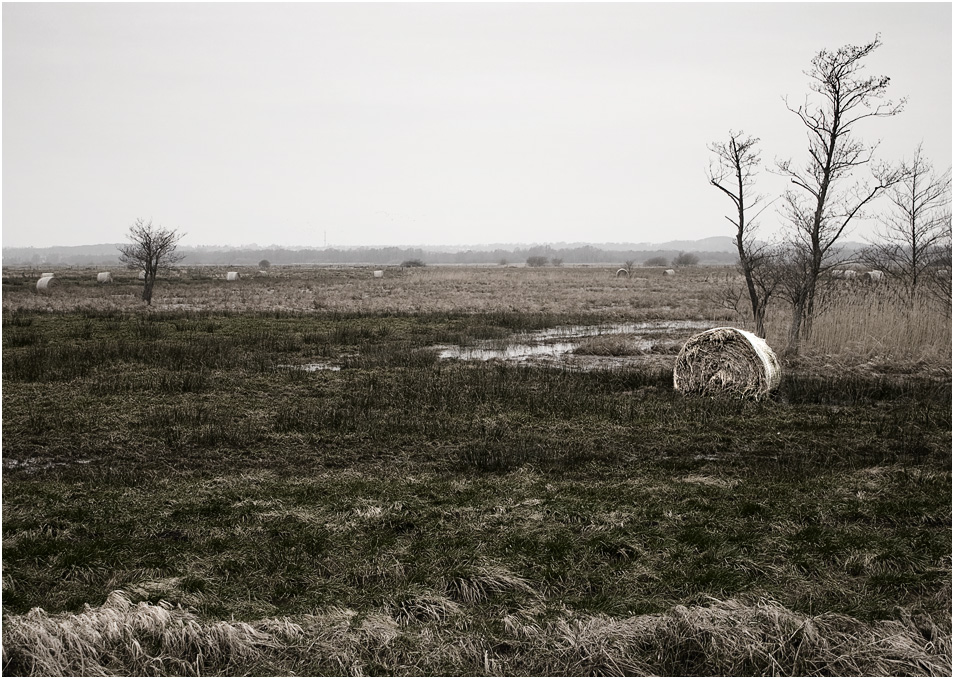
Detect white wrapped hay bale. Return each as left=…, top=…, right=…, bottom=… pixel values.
left=664, top=269, right=676, bottom=276
left=616, top=268, right=630, bottom=278
left=97, top=272, right=113, bottom=283
left=36, top=276, right=55, bottom=292
left=673, top=327, right=781, bottom=398
left=41, top=273, right=55, bottom=278
left=138, top=270, right=147, bottom=280
left=226, top=271, right=240, bottom=281
left=373, top=270, right=384, bottom=278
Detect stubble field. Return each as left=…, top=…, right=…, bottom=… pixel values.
left=2, top=264, right=951, bottom=676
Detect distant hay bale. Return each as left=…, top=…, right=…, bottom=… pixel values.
left=226, top=271, right=240, bottom=281
left=373, top=270, right=384, bottom=278
left=616, top=268, right=630, bottom=278
left=865, top=269, right=884, bottom=283
left=138, top=270, right=147, bottom=280
left=36, top=276, right=55, bottom=293
left=41, top=273, right=55, bottom=278
left=673, top=327, right=780, bottom=398
left=97, top=272, right=113, bottom=283
left=664, top=269, right=676, bottom=276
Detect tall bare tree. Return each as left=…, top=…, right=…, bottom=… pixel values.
left=862, top=144, right=952, bottom=297
left=776, top=36, right=905, bottom=353
left=118, top=218, right=186, bottom=305
left=708, top=131, right=778, bottom=337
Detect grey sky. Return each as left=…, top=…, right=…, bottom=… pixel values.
left=2, top=2, right=951, bottom=249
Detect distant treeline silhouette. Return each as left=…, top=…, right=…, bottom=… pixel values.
left=2, top=243, right=737, bottom=267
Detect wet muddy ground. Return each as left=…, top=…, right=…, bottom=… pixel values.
left=433, top=320, right=713, bottom=371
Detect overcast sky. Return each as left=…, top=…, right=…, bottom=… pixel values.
left=3, top=2, right=951, bottom=249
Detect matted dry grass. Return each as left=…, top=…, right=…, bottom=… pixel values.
left=3, top=591, right=949, bottom=676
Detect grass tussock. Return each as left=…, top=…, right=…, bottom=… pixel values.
left=1, top=590, right=272, bottom=676
left=3, top=592, right=949, bottom=676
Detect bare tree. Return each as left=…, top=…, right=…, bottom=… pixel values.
left=776, top=35, right=905, bottom=353
left=118, top=218, right=186, bottom=305
left=862, top=144, right=952, bottom=297
left=708, top=131, right=778, bottom=337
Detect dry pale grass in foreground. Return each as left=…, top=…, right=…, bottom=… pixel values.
left=3, top=591, right=949, bottom=676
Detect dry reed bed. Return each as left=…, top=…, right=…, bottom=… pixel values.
left=3, top=590, right=949, bottom=677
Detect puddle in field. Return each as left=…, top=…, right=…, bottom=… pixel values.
left=435, top=320, right=713, bottom=370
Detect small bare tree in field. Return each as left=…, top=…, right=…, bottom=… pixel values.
left=708, top=131, right=778, bottom=338
left=862, top=144, right=952, bottom=299
left=118, top=219, right=186, bottom=305
left=776, top=36, right=905, bottom=354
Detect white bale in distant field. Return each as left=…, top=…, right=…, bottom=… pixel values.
left=138, top=270, right=147, bottom=280
left=41, top=273, right=55, bottom=278
left=97, top=272, right=112, bottom=283
left=226, top=271, right=240, bottom=281
left=36, top=276, right=55, bottom=292
left=616, top=268, right=630, bottom=278
left=866, top=270, right=884, bottom=283
left=373, top=270, right=384, bottom=278
left=664, top=269, right=676, bottom=276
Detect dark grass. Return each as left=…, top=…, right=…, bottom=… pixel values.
left=3, top=308, right=951, bottom=671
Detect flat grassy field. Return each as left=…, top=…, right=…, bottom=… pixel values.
left=2, top=265, right=951, bottom=675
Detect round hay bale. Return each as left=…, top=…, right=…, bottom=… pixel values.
left=373, top=270, right=384, bottom=278
left=97, top=272, right=113, bottom=283
left=865, top=270, right=884, bottom=283
left=41, top=273, right=55, bottom=278
left=36, top=276, right=55, bottom=292
left=664, top=269, right=676, bottom=276
left=616, top=268, right=630, bottom=278
left=673, top=327, right=781, bottom=398
left=138, top=270, right=147, bottom=280
left=226, top=271, right=240, bottom=281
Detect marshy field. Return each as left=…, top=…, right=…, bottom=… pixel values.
left=2, top=264, right=951, bottom=676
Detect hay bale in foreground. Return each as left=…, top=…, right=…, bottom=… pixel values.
left=36, top=276, right=55, bottom=293
left=226, top=271, right=240, bottom=281
left=673, top=327, right=780, bottom=398
left=97, top=272, right=112, bottom=283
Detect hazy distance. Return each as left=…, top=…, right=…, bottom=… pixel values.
left=3, top=2, right=951, bottom=249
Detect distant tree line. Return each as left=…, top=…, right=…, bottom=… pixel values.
left=3, top=243, right=738, bottom=268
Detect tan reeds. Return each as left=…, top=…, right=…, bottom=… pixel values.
left=673, top=327, right=781, bottom=398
